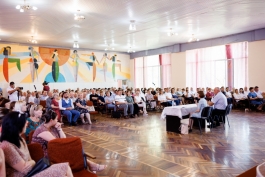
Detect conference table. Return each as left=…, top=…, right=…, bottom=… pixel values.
left=160, top=104, right=211, bottom=133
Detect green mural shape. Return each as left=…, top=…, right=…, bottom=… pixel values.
left=8, top=58, right=21, bottom=71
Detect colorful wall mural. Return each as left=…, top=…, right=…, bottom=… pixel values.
left=0, top=44, right=130, bottom=84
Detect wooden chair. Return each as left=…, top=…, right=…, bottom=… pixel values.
left=86, top=100, right=98, bottom=122
left=48, top=137, right=97, bottom=177
left=28, top=143, right=44, bottom=162
left=28, top=130, right=35, bottom=144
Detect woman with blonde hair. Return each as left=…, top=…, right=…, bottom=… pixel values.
left=75, top=93, right=92, bottom=124
left=25, top=105, right=43, bottom=139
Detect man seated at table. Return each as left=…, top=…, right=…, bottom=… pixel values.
left=207, top=87, right=228, bottom=127
left=115, top=90, right=134, bottom=118
left=158, top=89, right=172, bottom=107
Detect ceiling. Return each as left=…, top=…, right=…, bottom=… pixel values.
left=1, top=0, right=265, bottom=53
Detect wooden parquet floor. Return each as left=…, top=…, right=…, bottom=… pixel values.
left=62, top=110, right=265, bottom=177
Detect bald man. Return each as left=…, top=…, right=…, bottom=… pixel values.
left=208, top=87, right=228, bottom=127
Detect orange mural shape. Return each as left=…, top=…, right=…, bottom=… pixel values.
left=3, top=58, right=8, bottom=82
left=39, top=47, right=70, bottom=66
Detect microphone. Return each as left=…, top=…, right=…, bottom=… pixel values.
left=152, top=82, right=155, bottom=86
left=34, top=85, right=36, bottom=91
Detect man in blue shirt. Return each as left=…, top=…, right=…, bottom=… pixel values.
left=208, top=87, right=228, bottom=127
left=248, top=87, right=263, bottom=106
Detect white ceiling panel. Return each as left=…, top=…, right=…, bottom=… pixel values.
left=0, top=0, right=265, bottom=52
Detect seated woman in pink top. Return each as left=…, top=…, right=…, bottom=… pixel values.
left=32, top=110, right=107, bottom=172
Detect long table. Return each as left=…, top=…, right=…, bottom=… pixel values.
left=160, top=104, right=197, bottom=120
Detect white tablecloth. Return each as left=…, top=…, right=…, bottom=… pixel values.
left=160, top=104, right=197, bottom=120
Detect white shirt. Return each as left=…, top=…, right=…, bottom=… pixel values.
left=20, top=96, right=26, bottom=102
left=158, top=94, right=167, bottom=102
left=115, top=95, right=126, bottom=103
left=28, top=96, right=35, bottom=103
left=7, top=86, right=19, bottom=102
left=226, top=92, right=232, bottom=98
left=134, top=95, right=142, bottom=103
left=244, top=91, right=249, bottom=98
left=233, top=93, right=242, bottom=102
left=59, top=98, right=74, bottom=110
left=212, top=91, right=227, bottom=110
left=255, top=91, right=263, bottom=98
left=40, top=95, right=48, bottom=101
left=165, top=92, right=172, bottom=100
left=85, top=94, right=90, bottom=101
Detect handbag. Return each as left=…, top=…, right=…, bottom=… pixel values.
left=26, top=157, right=50, bottom=177
left=111, top=111, right=121, bottom=118
left=87, top=106, right=95, bottom=112
left=179, top=124, right=188, bottom=134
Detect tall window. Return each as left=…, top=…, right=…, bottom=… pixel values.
left=134, top=54, right=171, bottom=88
left=186, top=42, right=248, bottom=89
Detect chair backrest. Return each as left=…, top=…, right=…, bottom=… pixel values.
left=86, top=100, right=93, bottom=106
left=225, top=104, right=233, bottom=116
left=201, top=106, right=213, bottom=118
left=48, top=137, right=85, bottom=173
left=40, top=100, right=46, bottom=108
left=28, top=143, right=44, bottom=162
left=28, top=130, right=35, bottom=144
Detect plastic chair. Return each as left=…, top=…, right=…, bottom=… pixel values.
left=191, top=106, right=213, bottom=134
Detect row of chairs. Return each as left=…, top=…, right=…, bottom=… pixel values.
left=191, top=104, right=232, bottom=134
left=26, top=136, right=98, bottom=177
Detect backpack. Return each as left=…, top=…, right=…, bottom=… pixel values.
left=111, top=111, right=121, bottom=118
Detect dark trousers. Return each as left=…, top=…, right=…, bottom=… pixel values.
left=211, top=109, right=226, bottom=125
left=133, top=103, right=140, bottom=115
left=161, top=101, right=172, bottom=107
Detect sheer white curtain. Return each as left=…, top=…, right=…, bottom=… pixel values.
left=230, top=42, right=248, bottom=88
left=186, top=45, right=227, bottom=89
left=186, top=42, right=248, bottom=89
left=144, top=55, right=160, bottom=88
left=160, top=54, right=171, bottom=88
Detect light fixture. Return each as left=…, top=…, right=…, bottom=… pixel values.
left=188, top=34, right=199, bottom=42
left=16, top=0, right=37, bottom=12
left=167, top=28, right=178, bottom=36
left=105, top=45, right=114, bottom=51
left=129, top=20, right=136, bottom=31
left=73, top=41, right=79, bottom=48
left=74, top=10, right=85, bottom=21
left=27, top=36, right=37, bottom=43
left=127, top=47, right=135, bottom=53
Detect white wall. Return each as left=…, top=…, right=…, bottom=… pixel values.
left=248, top=40, right=265, bottom=91
left=171, top=52, right=186, bottom=88
left=129, top=59, right=134, bottom=88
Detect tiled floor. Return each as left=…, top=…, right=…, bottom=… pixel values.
left=63, top=109, right=265, bottom=177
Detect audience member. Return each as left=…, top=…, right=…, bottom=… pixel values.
left=7, top=81, right=20, bottom=102
left=75, top=93, right=92, bottom=124
left=32, top=110, right=106, bottom=172
left=0, top=111, right=73, bottom=176
left=189, top=91, right=207, bottom=132
left=51, top=93, right=62, bottom=122
left=40, top=91, right=49, bottom=100
left=59, top=92, right=80, bottom=126
left=25, top=105, right=43, bottom=140
left=134, top=90, right=148, bottom=115
left=248, top=87, right=263, bottom=107
left=115, top=90, right=134, bottom=118
left=46, top=92, right=53, bottom=111
left=145, top=89, right=157, bottom=110
left=208, top=87, right=228, bottom=127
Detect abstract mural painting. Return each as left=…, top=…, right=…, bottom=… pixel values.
left=99, top=53, right=110, bottom=82
left=0, top=44, right=130, bottom=84
left=0, top=46, right=21, bottom=82
left=82, top=52, right=100, bottom=82
left=39, top=47, right=69, bottom=83
left=28, top=46, right=40, bottom=82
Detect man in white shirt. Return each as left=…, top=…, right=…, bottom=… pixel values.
left=28, top=92, right=36, bottom=105
left=254, top=86, right=263, bottom=99
left=59, top=92, right=80, bottom=126
left=164, top=88, right=179, bottom=106
left=115, top=90, right=134, bottom=118
left=7, top=82, right=21, bottom=102
left=158, top=89, right=171, bottom=107
left=208, top=87, right=228, bottom=127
